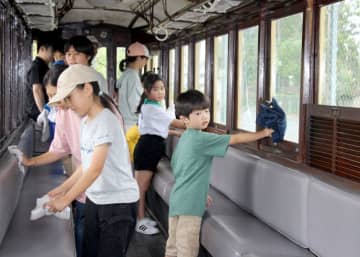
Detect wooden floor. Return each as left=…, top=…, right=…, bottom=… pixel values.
left=127, top=231, right=166, bottom=257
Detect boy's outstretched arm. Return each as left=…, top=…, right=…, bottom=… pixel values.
left=229, top=128, right=273, bottom=145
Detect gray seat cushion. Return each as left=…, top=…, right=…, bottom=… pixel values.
left=0, top=164, right=76, bottom=257
left=203, top=188, right=315, bottom=257
left=210, top=148, right=310, bottom=247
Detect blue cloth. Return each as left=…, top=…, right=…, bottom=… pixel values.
left=53, top=60, right=65, bottom=66
left=44, top=104, right=56, bottom=141
left=256, top=98, right=286, bottom=143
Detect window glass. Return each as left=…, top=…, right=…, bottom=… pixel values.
left=271, top=13, right=303, bottom=143
left=116, top=47, right=126, bottom=80
left=152, top=55, right=159, bottom=73
left=213, top=34, right=228, bottom=125
left=181, top=45, right=189, bottom=92
left=168, top=48, right=175, bottom=106
left=195, top=40, right=206, bottom=93
left=32, top=40, right=37, bottom=59
left=93, top=47, right=107, bottom=79
left=318, top=0, right=360, bottom=107
left=237, top=26, right=259, bottom=132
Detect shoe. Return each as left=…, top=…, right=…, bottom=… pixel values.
left=136, top=220, right=160, bottom=235
left=142, top=217, right=157, bottom=227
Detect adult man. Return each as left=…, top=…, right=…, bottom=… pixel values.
left=25, top=39, right=53, bottom=120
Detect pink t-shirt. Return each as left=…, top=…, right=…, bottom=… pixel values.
left=49, top=107, right=125, bottom=203
left=49, top=109, right=86, bottom=202
left=49, top=109, right=81, bottom=166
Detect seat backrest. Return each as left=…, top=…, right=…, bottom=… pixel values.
left=308, top=178, right=360, bottom=257
left=0, top=123, right=33, bottom=246
left=210, top=147, right=309, bottom=247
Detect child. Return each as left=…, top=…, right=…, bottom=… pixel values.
left=45, top=64, right=139, bottom=257
left=165, top=90, right=273, bottom=257
left=64, top=36, right=108, bottom=93
left=43, top=64, right=68, bottom=141
left=134, top=73, right=185, bottom=235
left=116, top=42, right=149, bottom=131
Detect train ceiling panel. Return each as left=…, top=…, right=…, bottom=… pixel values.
left=61, top=9, right=135, bottom=27
left=12, top=0, right=257, bottom=40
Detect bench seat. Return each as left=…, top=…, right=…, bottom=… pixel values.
left=153, top=158, right=315, bottom=257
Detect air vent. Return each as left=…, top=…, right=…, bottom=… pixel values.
left=335, top=119, right=360, bottom=181
left=308, top=116, right=334, bottom=172
left=306, top=105, right=360, bottom=182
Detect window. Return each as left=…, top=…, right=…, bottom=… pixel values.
left=151, top=54, right=159, bottom=73
left=213, top=34, right=228, bottom=125
left=93, top=47, right=107, bottom=80
left=181, top=45, right=189, bottom=92
left=116, top=47, right=126, bottom=80
left=195, top=40, right=206, bottom=93
left=270, top=13, right=303, bottom=143
left=32, top=40, right=37, bottom=59
left=168, top=48, right=175, bottom=106
left=318, top=0, right=360, bottom=107
left=237, top=26, right=259, bottom=132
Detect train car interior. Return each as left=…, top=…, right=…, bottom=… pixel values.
left=0, top=0, right=359, bottom=257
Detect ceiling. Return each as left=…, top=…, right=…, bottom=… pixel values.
left=13, top=0, right=249, bottom=40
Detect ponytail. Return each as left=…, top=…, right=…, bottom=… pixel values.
left=119, top=59, right=127, bottom=72
left=77, top=82, right=120, bottom=115
left=136, top=92, right=147, bottom=114
left=119, top=56, right=138, bottom=72
left=100, top=92, right=126, bottom=130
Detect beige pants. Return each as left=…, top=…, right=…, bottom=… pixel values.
left=165, top=216, right=202, bottom=257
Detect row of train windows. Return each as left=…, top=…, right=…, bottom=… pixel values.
left=168, top=0, right=360, bottom=143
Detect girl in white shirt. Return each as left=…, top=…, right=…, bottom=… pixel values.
left=134, top=73, right=185, bottom=235
left=45, top=64, right=139, bottom=257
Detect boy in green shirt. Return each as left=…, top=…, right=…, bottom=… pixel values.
left=165, top=90, right=273, bottom=257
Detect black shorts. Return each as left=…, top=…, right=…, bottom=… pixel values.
left=134, top=134, right=165, bottom=172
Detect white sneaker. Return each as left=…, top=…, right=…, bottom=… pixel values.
left=136, top=220, right=160, bottom=235
left=142, top=217, right=157, bottom=227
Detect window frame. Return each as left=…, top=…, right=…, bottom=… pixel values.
left=234, top=23, right=260, bottom=133
left=212, top=32, right=230, bottom=130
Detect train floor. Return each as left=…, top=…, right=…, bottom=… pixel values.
left=127, top=231, right=166, bottom=257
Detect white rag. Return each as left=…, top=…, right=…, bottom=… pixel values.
left=30, top=194, right=71, bottom=220
left=8, top=145, right=25, bottom=174
left=37, top=109, right=50, bottom=142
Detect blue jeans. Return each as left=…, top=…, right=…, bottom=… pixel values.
left=74, top=201, right=86, bottom=257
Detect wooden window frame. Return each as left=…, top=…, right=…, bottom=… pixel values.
left=212, top=31, right=230, bottom=131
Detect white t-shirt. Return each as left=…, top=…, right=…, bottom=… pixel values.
left=138, top=102, right=175, bottom=139
left=116, top=68, right=143, bottom=129
left=80, top=108, right=139, bottom=204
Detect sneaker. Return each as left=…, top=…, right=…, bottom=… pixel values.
left=136, top=220, right=160, bottom=235
left=142, top=217, right=157, bottom=227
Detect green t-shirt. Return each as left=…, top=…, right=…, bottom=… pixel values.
left=169, top=129, right=231, bottom=217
